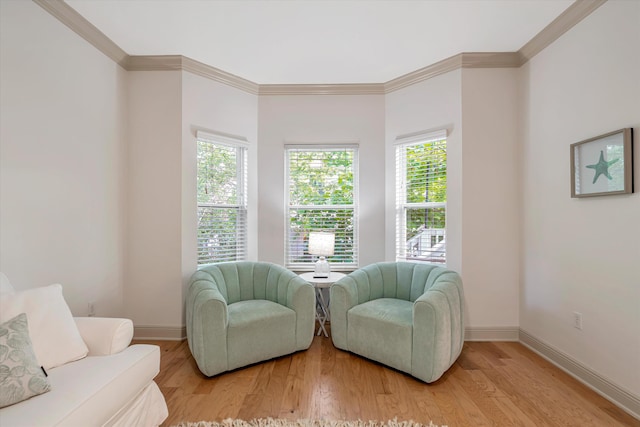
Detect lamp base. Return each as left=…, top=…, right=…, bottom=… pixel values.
left=313, top=256, right=330, bottom=278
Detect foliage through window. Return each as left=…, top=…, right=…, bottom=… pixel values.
left=285, top=145, right=358, bottom=269
left=197, top=132, right=247, bottom=264
left=396, top=131, right=447, bottom=264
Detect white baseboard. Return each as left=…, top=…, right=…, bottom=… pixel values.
left=464, top=326, right=520, bottom=341
left=519, top=329, right=640, bottom=420
left=136, top=325, right=521, bottom=342
left=141, top=326, right=522, bottom=342
left=134, top=325, right=186, bottom=341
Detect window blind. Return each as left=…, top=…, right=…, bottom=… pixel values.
left=197, top=132, right=248, bottom=264
left=285, top=145, right=358, bottom=269
left=395, top=131, right=447, bottom=264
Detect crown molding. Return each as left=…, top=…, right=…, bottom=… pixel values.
left=519, top=0, right=607, bottom=62
left=126, top=55, right=259, bottom=95
left=35, top=0, right=605, bottom=95
left=124, top=55, right=183, bottom=71
left=259, top=83, right=385, bottom=96
left=460, top=52, right=523, bottom=68
left=384, top=52, right=521, bottom=93
left=181, top=57, right=259, bottom=95
left=31, top=1, right=260, bottom=94
left=384, top=54, right=462, bottom=93
left=33, top=0, right=128, bottom=66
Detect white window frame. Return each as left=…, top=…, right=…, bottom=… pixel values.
left=284, top=144, right=359, bottom=271
left=395, top=129, right=447, bottom=265
left=196, top=130, right=248, bottom=264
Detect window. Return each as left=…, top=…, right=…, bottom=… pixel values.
left=197, top=131, right=248, bottom=264
left=285, top=145, right=358, bottom=270
left=395, top=130, right=447, bottom=264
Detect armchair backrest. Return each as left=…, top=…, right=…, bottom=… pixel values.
left=194, top=262, right=299, bottom=305
left=350, top=262, right=455, bottom=303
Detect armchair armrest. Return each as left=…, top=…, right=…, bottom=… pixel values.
left=329, top=275, right=360, bottom=350
left=186, top=279, right=229, bottom=376
left=74, top=317, right=133, bottom=356
left=412, top=278, right=464, bottom=382
left=285, top=276, right=315, bottom=350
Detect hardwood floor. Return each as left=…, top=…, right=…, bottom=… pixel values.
left=137, top=331, right=639, bottom=427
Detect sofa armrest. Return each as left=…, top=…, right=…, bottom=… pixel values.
left=74, top=317, right=133, bottom=356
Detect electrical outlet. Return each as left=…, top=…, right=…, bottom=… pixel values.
left=88, top=302, right=95, bottom=317
left=573, top=311, right=582, bottom=330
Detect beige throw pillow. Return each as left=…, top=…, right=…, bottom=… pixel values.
left=0, top=284, right=88, bottom=369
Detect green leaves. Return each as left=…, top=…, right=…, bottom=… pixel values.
left=405, top=141, right=446, bottom=204
left=197, top=143, right=239, bottom=205
left=289, top=150, right=354, bottom=206
left=197, top=140, right=247, bottom=264
left=287, top=148, right=357, bottom=265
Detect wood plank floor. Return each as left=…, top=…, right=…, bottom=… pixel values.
left=136, top=331, right=639, bottom=427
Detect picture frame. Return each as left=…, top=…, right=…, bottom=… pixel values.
left=571, top=128, right=634, bottom=198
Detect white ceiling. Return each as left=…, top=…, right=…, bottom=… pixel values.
left=65, top=0, right=574, bottom=85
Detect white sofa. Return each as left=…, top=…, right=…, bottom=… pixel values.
left=0, top=274, right=168, bottom=426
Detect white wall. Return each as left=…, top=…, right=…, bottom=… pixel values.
left=0, top=0, right=127, bottom=316
left=385, top=68, right=520, bottom=330
left=124, top=70, right=259, bottom=331
left=180, top=71, right=259, bottom=289
left=385, top=71, right=463, bottom=272
left=125, top=71, right=183, bottom=328
left=521, top=0, right=640, bottom=395
left=258, top=95, right=386, bottom=268
left=460, top=68, right=521, bottom=328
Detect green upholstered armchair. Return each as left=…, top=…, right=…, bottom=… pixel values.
left=330, top=262, right=464, bottom=383
left=186, top=262, right=315, bottom=377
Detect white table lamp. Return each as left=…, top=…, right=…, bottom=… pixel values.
left=308, top=232, right=335, bottom=278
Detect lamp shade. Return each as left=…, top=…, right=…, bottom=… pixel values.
left=308, top=232, right=335, bottom=257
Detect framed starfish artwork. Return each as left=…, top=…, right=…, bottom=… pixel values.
left=571, top=128, right=634, bottom=198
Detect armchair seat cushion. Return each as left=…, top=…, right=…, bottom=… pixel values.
left=348, top=298, right=412, bottom=373
left=228, top=300, right=296, bottom=370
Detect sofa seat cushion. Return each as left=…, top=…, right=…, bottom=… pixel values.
left=347, top=298, right=413, bottom=373
left=0, top=344, right=160, bottom=427
left=227, top=300, right=296, bottom=371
